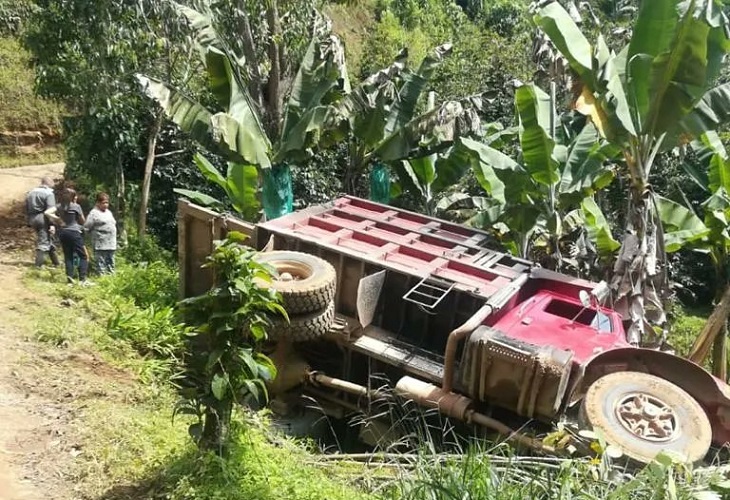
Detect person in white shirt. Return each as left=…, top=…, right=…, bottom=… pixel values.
left=83, top=192, right=117, bottom=274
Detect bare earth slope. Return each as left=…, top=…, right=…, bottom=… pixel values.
left=0, top=163, right=66, bottom=499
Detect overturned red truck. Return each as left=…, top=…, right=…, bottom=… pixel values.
left=178, top=196, right=730, bottom=464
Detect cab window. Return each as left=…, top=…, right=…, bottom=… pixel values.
left=544, top=299, right=612, bottom=333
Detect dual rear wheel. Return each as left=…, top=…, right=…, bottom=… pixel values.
left=255, top=251, right=337, bottom=342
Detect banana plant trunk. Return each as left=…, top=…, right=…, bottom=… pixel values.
left=714, top=261, right=729, bottom=380
left=712, top=318, right=728, bottom=381
left=611, top=172, right=668, bottom=346
left=689, top=283, right=730, bottom=375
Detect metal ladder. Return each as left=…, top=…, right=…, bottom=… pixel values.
left=402, top=275, right=455, bottom=311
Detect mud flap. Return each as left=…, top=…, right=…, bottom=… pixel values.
left=356, top=270, right=386, bottom=328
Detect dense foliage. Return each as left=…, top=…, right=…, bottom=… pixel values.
left=13, top=0, right=730, bottom=334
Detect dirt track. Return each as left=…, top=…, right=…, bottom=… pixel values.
left=0, top=163, right=66, bottom=499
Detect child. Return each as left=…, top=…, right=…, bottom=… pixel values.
left=84, top=192, right=117, bottom=274
left=45, top=188, right=89, bottom=284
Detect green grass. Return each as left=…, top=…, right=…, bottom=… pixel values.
left=67, top=397, right=376, bottom=499
left=22, top=258, right=374, bottom=500
left=387, top=446, right=730, bottom=500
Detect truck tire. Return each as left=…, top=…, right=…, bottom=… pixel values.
left=580, top=371, right=712, bottom=465
left=270, top=301, right=335, bottom=342
left=255, top=251, right=336, bottom=315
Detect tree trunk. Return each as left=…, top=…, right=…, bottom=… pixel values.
left=266, top=1, right=282, bottom=138
left=689, top=284, right=730, bottom=369
left=200, top=398, right=233, bottom=455
left=116, top=156, right=128, bottom=248
left=712, top=322, right=727, bottom=381
left=239, top=7, right=263, bottom=108
left=138, top=112, right=164, bottom=238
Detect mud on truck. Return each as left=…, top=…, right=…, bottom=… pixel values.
left=178, top=196, right=730, bottom=465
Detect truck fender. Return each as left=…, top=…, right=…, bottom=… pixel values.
left=568, top=348, right=730, bottom=446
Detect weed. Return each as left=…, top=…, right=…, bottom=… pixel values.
left=97, top=259, right=179, bottom=309
left=107, top=304, right=188, bottom=359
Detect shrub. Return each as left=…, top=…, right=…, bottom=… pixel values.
left=107, top=304, right=188, bottom=360
left=99, top=260, right=178, bottom=309
left=175, top=232, right=286, bottom=453
left=120, top=232, right=174, bottom=265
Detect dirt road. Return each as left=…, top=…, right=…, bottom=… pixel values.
left=0, top=163, right=66, bottom=499
left=0, top=163, right=64, bottom=207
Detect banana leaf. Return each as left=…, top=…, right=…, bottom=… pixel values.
left=559, top=122, right=617, bottom=196
left=171, top=1, right=223, bottom=54
left=332, top=52, right=406, bottom=148
left=581, top=197, right=620, bottom=255
left=374, top=95, right=483, bottom=163
left=676, top=82, right=730, bottom=139
left=534, top=2, right=594, bottom=85
left=205, top=49, right=270, bottom=158
left=226, top=162, right=259, bottom=221
left=384, top=44, right=452, bottom=137
left=173, top=188, right=225, bottom=211
left=515, top=84, right=559, bottom=186
left=623, top=0, right=728, bottom=138
left=278, top=33, right=349, bottom=160
left=193, top=153, right=226, bottom=190
left=655, top=195, right=709, bottom=252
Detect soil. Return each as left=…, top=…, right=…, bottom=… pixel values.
left=0, top=163, right=113, bottom=500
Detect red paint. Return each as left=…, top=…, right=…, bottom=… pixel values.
left=258, top=196, right=530, bottom=300
left=493, top=290, right=630, bottom=364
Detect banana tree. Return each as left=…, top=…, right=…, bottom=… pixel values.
left=136, top=4, right=349, bottom=220
left=535, top=0, right=730, bottom=344
left=332, top=44, right=487, bottom=194
left=680, top=132, right=730, bottom=376
left=438, top=83, right=620, bottom=274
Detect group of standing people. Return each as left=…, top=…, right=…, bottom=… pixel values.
left=25, top=177, right=117, bottom=284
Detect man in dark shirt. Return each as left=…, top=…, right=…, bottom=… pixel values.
left=25, top=177, right=59, bottom=267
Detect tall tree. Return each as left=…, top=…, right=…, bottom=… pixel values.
left=24, top=0, right=197, bottom=238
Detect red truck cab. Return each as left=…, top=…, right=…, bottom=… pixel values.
left=492, top=289, right=629, bottom=364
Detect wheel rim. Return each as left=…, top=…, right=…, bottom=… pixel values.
left=270, top=261, right=312, bottom=282
left=613, top=392, right=679, bottom=442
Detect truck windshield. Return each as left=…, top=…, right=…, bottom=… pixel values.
left=544, top=299, right=612, bottom=333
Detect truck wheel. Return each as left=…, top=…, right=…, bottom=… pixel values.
left=269, top=301, right=335, bottom=342
left=580, top=371, right=712, bottom=465
left=256, top=251, right=336, bottom=315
